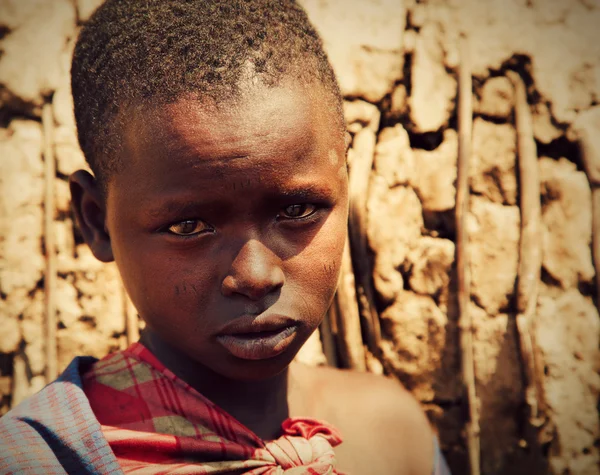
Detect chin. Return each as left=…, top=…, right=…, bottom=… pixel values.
left=213, top=341, right=304, bottom=382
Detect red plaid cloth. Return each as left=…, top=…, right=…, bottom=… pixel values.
left=82, top=343, right=343, bottom=474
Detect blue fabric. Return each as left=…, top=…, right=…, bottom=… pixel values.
left=0, top=357, right=122, bottom=475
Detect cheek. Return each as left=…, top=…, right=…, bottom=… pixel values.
left=113, top=240, right=215, bottom=322
left=287, top=215, right=346, bottom=308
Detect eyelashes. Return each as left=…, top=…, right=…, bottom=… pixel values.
left=164, top=203, right=323, bottom=238
left=277, top=203, right=317, bottom=220
left=167, top=219, right=215, bottom=236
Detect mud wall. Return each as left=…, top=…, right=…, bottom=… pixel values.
left=1, top=1, right=599, bottom=474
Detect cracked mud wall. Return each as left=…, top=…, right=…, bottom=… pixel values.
left=1, top=1, right=600, bottom=474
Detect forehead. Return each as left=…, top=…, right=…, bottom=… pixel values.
left=110, top=83, right=346, bottom=207
left=122, top=83, right=342, bottom=171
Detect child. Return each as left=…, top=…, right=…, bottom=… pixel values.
left=0, top=1, right=450, bottom=473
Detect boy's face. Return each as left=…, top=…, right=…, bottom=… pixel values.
left=87, top=83, right=348, bottom=381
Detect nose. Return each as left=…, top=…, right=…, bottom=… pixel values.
left=221, top=239, right=285, bottom=301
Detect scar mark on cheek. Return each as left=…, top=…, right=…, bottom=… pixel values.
left=328, top=149, right=339, bottom=166
left=322, top=262, right=337, bottom=277
left=174, top=283, right=199, bottom=296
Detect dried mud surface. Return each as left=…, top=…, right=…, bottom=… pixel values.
left=1, top=0, right=600, bottom=473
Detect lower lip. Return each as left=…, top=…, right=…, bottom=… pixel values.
left=216, top=325, right=298, bottom=360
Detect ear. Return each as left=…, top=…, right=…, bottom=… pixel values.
left=69, top=170, right=114, bottom=262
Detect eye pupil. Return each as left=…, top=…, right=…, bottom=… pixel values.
left=180, top=220, right=196, bottom=234
left=286, top=204, right=305, bottom=217
left=281, top=204, right=317, bottom=220
left=168, top=219, right=210, bottom=236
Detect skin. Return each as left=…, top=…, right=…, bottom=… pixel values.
left=70, top=81, right=434, bottom=474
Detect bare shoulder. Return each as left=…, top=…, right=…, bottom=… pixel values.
left=295, top=364, right=435, bottom=474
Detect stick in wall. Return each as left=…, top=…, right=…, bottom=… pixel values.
left=335, top=238, right=367, bottom=371
left=43, top=104, right=58, bottom=383
left=570, top=108, right=600, bottom=312
left=507, top=70, right=546, bottom=429
left=456, top=34, right=480, bottom=475
left=124, top=289, right=140, bottom=346
left=320, top=302, right=339, bottom=368
left=347, top=127, right=381, bottom=355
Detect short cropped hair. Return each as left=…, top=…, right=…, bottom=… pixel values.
left=71, top=0, right=344, bottom=186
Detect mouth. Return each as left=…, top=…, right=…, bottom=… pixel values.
left=215, top=315, right=299, bottom=361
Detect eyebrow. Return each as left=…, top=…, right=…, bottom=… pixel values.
left=144, top=200, right=212, bottom=220
left=275, top=184, right=334, bottom=200
left=144, top=183, right=335, bottom=220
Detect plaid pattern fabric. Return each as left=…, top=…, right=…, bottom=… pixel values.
left=0, top=344, right=451, bottom=475
left=0, top=356, right=122, bottom=474
left=82, top=343, right=343, bottom=474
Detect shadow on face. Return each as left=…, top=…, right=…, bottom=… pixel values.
left=71, top=80, right=349, bottom=382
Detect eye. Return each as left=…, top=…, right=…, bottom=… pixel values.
left=167, top=219, right=213, bottom=236
left=279, top=204, right=317, bottom=219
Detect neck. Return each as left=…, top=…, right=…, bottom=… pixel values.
left=139, top=328, right=291, bottom=440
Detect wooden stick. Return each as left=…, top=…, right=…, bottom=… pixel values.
left=592, top=188, right=600, bottom=311
left=43, top=104, right=58, bottom=383
left=347, top=127, right=382, bottom=354
left=11, top=353, right=30, bottom=409
left=335, top=238, right=367, bottom=371
left=328, top=292, right=339, bottom=336
left=456, top=34, right=480, bottom=475
left=124, top=289, right=140, bottom=346
left=571, top=108, right=600, bottom=310
left=507, top=70, right=545, bottom=425
left=320, top=302, right=339, bottom=368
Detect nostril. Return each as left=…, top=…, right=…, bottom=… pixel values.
left=221, top=270, right=284, bottom=301
left=221, top=241, right=285, bottom=300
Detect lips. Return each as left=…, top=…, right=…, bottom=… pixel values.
left=215, top=315, right=299, bottom=360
